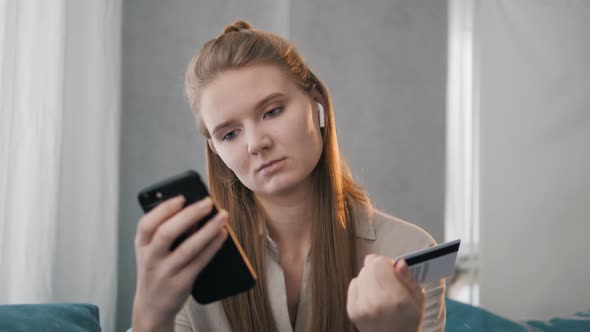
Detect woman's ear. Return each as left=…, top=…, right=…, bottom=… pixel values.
left=207, top=139, right=218, bottom=154
left=309, top=88, right=325, bottom=106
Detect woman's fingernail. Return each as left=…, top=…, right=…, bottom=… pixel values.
left=216, top=211, right=227, bottom=224
left=198, top=197, right=212, bottom=209
left=175, top=195, right=186, bottom=204
left=396, top=259, right=407, bottom=269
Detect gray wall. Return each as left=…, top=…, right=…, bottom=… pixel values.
left=478, top=1, right=590, bottom=320
left=118, top=1, right=446, bottom=330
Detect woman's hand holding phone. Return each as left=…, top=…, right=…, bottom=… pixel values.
left=131, top=195, right=228, bottom=332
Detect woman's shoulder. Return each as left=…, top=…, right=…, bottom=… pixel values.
left=354, top=204, right=437, bottom=259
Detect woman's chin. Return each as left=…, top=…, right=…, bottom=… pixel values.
left=253, top=176, right=306, bottom=197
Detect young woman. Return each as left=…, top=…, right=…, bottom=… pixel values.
left=132, top=20, right=446, bottom=332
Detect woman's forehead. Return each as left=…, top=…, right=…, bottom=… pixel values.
left=203, top=65, right=293, bottom=104
left=199, top=64, right=300, bottom=123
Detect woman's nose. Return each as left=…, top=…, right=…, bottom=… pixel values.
left=246, top=128, right=272, bottom=154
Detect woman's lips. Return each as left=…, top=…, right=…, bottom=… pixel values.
left=257, top=158, right=286, bottom=174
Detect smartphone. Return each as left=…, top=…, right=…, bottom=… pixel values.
left=137, top=170, right=257, bottom=304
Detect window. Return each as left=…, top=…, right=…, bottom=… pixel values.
left=445, top=0, right=480, bottom=306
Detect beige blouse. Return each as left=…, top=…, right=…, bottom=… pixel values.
left=175, top=206, right=446, bottom=332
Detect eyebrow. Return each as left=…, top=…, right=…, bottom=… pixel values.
left=211, top=92, right=286, bottom=136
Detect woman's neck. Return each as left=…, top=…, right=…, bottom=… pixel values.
left=255, top=180, right=313, bottom=257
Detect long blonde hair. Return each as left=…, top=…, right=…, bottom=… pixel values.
left=185, top=20, right=371, bottom=332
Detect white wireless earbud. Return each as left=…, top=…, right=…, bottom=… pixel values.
left=317, top=102, right=325, bottom=128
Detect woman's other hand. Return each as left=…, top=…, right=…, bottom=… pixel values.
left=347, top=254, right=426, bottom=332
left=131, top=196, right=228, bottom=332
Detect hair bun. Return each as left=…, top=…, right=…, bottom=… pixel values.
left=223, top=20, right=253, bottom=34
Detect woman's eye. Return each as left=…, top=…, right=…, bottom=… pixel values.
left=222, top=130, right=238, bottom=141
left=263, top=107, right=283, bottom=119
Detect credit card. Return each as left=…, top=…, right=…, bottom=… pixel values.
left=397, top=239, right=461, bottom=285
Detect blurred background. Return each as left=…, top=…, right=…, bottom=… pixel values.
left=1, top=1, right=588, bottom=331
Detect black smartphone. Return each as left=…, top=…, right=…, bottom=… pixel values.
left=137, top=170, right=257, bottom=304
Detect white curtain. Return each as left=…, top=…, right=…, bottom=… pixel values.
left=0, top=1, right=121, bottom=331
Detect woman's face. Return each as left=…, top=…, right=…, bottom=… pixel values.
left=199, top=64, right=324, bottom=197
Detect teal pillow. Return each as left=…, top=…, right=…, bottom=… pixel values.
left=446, top=298, right=590, bottom=331
left=0, top=303, right=101, bottom=332
left=445, top=298, right=529, bottom=331
left=524, top=309, right=590, bottom=331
